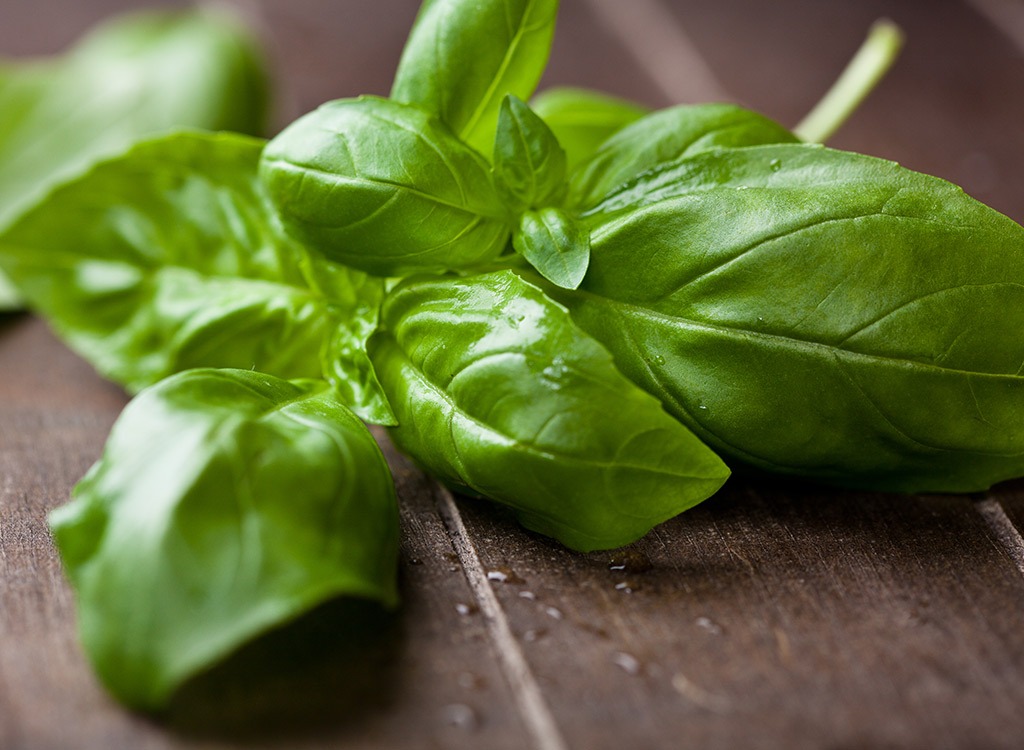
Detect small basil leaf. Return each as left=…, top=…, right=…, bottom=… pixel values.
left=261, top=96, right=510, bottom=277
left=391, top=0, right=559, bottom=155
left=565, top=143, right=1024, bottom=492
left=569, top=104, right=797, bottom=209
left=530, top=87, right=649, bottom=171
left=49, top=368, right=400, bottom=710
left=513, top=208, right=590, bottom=289
left=0, top=131, right=386, bottom=408
left=0, top=8, right=269, bottom=309
left=493, top=95, right=568, bottom=211
left=368, top=270, right=729, bottom=552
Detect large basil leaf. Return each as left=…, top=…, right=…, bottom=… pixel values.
left=568, top=104, right=797, bottom=209
left=0, top=131, right=389, bottom=419
left=368, top=270, right=729, bottom=551
left=561, top=143, right=1024, bottom=492
left=261, top=96, right=510, bottom=277
left=391, top=0, right=559, bottom=155
left=50, top=369, right=400, bottom=710
left=531, top=87, right=649, bottom=172
left=0, top=8, right=268, bottom=309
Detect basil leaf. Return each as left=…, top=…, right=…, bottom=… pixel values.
left=368, top=270, right=729, bottom=552
left=306, top=259, right=397, bottom=425
left=563, top=143, right=1024, bottom=492
left=513, top=208, right=590, bottom=289
left=391, top=0, right=559, bottom=155
left=0, top=9, right=268, bottom=308
left=261, top=96, right=510, bottom=277
left=50, top=369, right=400, bottom=710
left=530, top=87, right=649, bottom=171
left=569, top=104, right=797, bottom=209
left=0, top=131, right=388, bottom=416
left=493, top=95, right=567, bottom=211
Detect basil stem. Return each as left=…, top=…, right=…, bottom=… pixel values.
left=794, top=19, right=904, bottom=143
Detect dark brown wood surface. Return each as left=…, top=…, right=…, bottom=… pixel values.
left=3, top=1, right=1024, bottom=748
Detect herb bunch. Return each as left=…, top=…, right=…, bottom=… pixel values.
left=4, top=0, right=1024, bottom=712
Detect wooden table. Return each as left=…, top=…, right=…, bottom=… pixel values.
left=4, top=1, right=1024, bottom=747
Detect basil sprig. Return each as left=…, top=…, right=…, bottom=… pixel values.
left=2, top=0, right=1013, bottom=712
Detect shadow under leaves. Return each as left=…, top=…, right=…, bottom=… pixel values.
left=163, top=596, right=404, bottom=744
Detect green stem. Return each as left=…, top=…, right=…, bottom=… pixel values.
left=794, top=19, right=904, bottom=144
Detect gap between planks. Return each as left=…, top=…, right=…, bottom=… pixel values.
left=974, top=497, right=1024, bottom=579
left=434, top=488, right=570, bottom=750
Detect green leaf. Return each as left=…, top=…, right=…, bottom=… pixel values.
left=368, top=270, right=729, bottom=552
left=305, top=259, right=397, bottom=425
left=261, top=96, right=511, bottom=277
left=391, top=0, right=559, bottom=155
left=560, top=143, right=1024, bottom=492
left=568, top=103, right=797, bottom=209
left=493, top=95, right=567, bottom=211
left=530, top=87, right=649, bottom=171
left=513, top=208, right=589, bottom=289
left=0, top=8, right=268, bottom=229
left=0, top=131, right=389, bottom=417
left=50, top=369, right=400, bottom=710
left=0, top=9, right=268, bottom=309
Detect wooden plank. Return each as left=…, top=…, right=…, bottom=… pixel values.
left=455, top=484, right=1024, bottom=749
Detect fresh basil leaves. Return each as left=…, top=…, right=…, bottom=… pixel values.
left=0, top=133, right=377, bottom=402
left=369, top=271, right=728, bottom=551
left=5, top=0, right=1019, bottom=713
left=51, top=369, right=399, bottom=710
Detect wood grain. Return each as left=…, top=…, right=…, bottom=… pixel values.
left=3, top=1, right=1024, bottom=748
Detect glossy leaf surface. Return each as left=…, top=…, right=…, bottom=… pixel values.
left=531, top=87, right=648, bottom=171
left=369, top=270, right=729, bottom=551
left=391, top=0, right=559, bottom=155
left=0, top=132, right=387, bottom=412
left=0, top=9, right=268, bottom=295
left=261, top=97, right=510, bottom=277
left=513, top=208, right=590, bottom=289
left=564, top=143, right=1024, bottom=491
left=493, top=95, right=567, bottom=211
left=568, top=103, right=797, bottom=209
left=50, top=369, right=400, bottom=710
